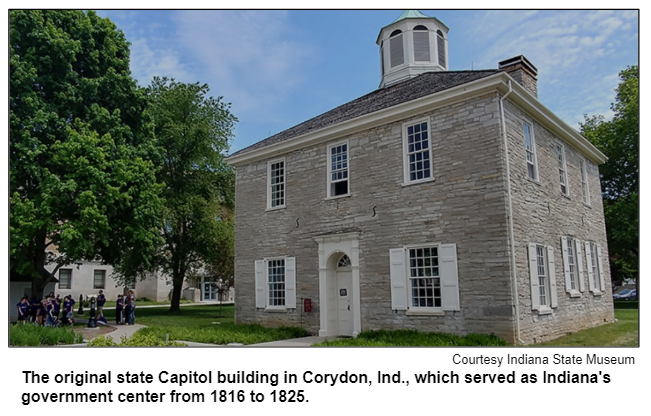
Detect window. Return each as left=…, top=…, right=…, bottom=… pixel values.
left=337, top=254, right=351, bottom=268
left=556, top=144, right=568, bottom=195
left=389, top=243, right=459, bottom=312
left=580, top=159, right=590, bottom=205
left=436, top=30, right=446, bottom=67
left=528, top=243, right=558, bottom=311
left=408, top=247, right=441, bottom=308
left=389, top=30, right=404, bottom=68
left=254, top=257, right=296, bottom=309
left=523, top=122, right=538, bottom=180
left=59, top=269, right=72, bottom=290
left=125, top=279, right=136, bottom=290
left=267, top=159, right=285, bottom=209
left=536, top=246, right=548, bottom=306
left=413, top=25, right=430, bottom=62
left=328, top=142, right=349, bottom=198
left=403, top=118, right=432, bottom=183
left=562, top=237, right=584, bottom=296
left=93, top=270, right=106, bottom=289
left=585, top=241, right=605, bottom=294
left=267, top=259, right=285, bottom=307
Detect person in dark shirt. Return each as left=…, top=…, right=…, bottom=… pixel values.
left=45, top=295, right=56, bottom=326
left=97, top=290, right=106, bottom=318
left=125, top=290, right=136, bottom=325
left=37, top=297, right=48, bottom=326
left=65, top=295, right=76, bottom=325
left=29, top=297, right=39, bottom=324
left=16, top=297, right=29, bottom=324
left=52, top=295, right=61, bottom=320
left=116, top=295, right=124, bottom=325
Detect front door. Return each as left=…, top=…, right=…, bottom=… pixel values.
left=337, top=269, right=353, bottom=336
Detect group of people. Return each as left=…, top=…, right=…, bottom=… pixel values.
left=15, top=289, right=137, bottom=326
left=115, top=290, right=137, bottom=325
left=15, top=292, right=77, bottom=326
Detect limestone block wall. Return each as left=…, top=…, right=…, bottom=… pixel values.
left=234, top=92, right=517, bottom=342
left=502, top=99, right=615, bottom=344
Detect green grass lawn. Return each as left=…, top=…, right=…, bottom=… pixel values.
left=314, top=330, right=508, bottom=346
left=536, top=309, right=638, bottom=347
left=131, top=304, right=310, bottom=345
left=97, top=298, right=194, bottom=308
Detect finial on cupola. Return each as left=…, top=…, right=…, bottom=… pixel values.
left=376, top=10, right=449, bottom=88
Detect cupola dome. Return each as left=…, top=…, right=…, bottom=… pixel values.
left=376, top=10, right=449, bottom=88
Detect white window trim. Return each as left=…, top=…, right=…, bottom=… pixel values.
left=266, top=157, right=286, bottom=210
left=556, top=142, right=570, bottom=197
left=523, top=121, right=539, bottom=183
left=390, top=243, right=459, bottom=314
left=580, top=159, right=591, bottom=207
left=402, top=116, right=435, bottom=185
left=264, top=257, right=287, bottom=311
left=326, top=140, right=351, bottom=199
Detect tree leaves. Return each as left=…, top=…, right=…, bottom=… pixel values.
left=145, top=77, right=237, bottom=312
left=580, top=66, right=638, bottom=283
left=10, top=10, right=163, bottom=295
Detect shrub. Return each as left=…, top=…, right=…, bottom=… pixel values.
left=87, top=333, right=187, bottom=347
left=10, top=325, right=84, bottom=346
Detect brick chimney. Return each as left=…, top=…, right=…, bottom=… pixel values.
left=498, top=55, right=538, bottom=98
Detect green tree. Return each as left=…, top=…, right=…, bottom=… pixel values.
left=146, top=77, right=236, bottom=313
left=580, top=65, right=638, bottom=285
left=10, top=10, right=163, bottom=299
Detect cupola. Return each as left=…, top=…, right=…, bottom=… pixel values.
left=377, top=10, right=449, bottom=88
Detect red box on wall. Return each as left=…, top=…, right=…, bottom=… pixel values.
left=304, top=298, right=312, bottom=313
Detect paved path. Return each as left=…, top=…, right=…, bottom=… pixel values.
left=73, top=302, right=329, bottom=347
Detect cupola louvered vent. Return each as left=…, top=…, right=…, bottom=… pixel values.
left=437, top=30, right=446, bottom=68
left=390, top=32, right=404, bottom=68
left=413, top=28, right=430, bottom=62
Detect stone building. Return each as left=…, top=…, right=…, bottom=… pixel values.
left=225, top=11, right=614, bottom=344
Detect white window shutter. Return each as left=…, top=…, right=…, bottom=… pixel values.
left=440, top=243, right=460, bottom=311
left=547, top=246, right=558, bottom=308
left=285, top=257, right=296, bottom=308
left=596, top=244, right=605, bottom=291
left=585, top=241, right=595, bottom=292
left=561, top=236, right=572, bottom=293
left=255, top=260, right=266, bottom=308
left=575, top=239, right=585, bottom=292
left=389, top=248, right=408, bottom=310
left=528, top=243, right=540, bottom=310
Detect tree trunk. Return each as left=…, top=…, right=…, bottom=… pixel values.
left=169, top=275, right=184, bottom=313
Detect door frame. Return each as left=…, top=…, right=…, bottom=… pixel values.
left=314, top=232, right=361, bottom=337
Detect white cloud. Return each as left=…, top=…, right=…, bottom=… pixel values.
left=172, top=10, right=314, bottom=115
left=129, top=38, right=190, bottom=86
left=466, top=10, right=634, bottom=83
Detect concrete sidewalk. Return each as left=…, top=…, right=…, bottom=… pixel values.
left=248, top=336, right=329, bottom=347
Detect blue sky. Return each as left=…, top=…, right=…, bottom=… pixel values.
left=96, top=10, right=639, bottom=154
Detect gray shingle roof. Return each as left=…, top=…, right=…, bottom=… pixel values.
left=230, top=70, right=500, bottom=158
